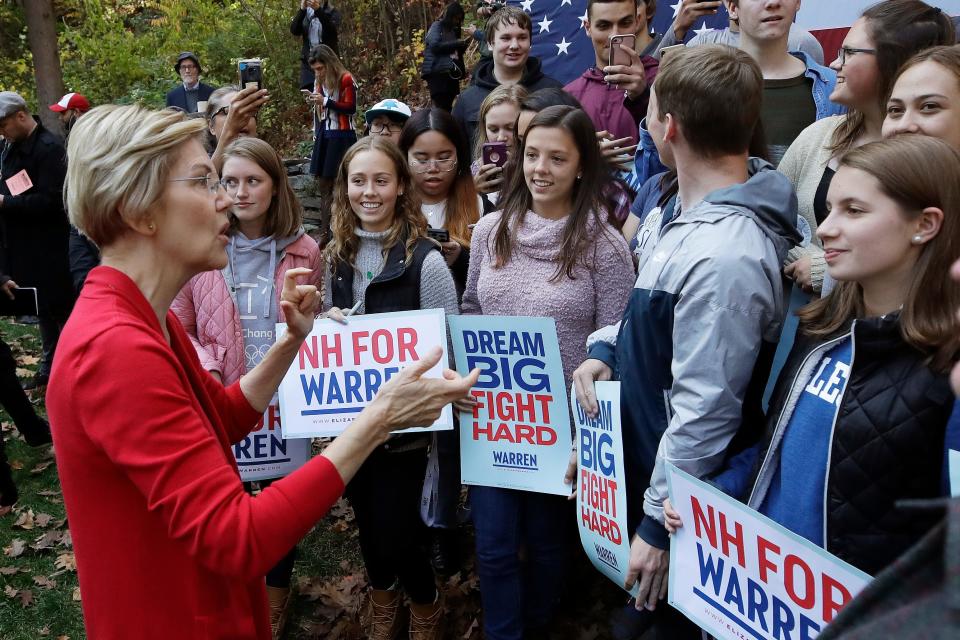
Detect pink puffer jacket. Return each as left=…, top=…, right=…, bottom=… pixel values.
left=171, top=234, right=323, bottom=385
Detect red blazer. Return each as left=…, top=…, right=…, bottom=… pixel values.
left=47, top=266, right=344, bottom=639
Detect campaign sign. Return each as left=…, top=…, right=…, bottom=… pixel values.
left=573, top=381, right=638, bottom=596
left=666, top=465, right=871, bottom=640
left=234, top=393, right=310, bottom=482
left=277, top=309, right=452, bottom=438
left=449, top=315, right=571, bottom=495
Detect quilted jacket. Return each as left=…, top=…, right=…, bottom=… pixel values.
left=171, top=234, right=322, bottom=385
left=718, top=313, right=955, bottom=576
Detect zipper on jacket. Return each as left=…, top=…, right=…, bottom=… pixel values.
left=747, top=330, right=852, bottom=507
left=821, top=320, right=856, bottom=548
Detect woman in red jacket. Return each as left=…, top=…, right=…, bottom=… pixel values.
left=47, top=104, right=478, bottom=640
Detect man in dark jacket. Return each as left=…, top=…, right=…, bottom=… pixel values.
left=452, top=5, right=562, bottom=148
left=291, top=0, right=341, bottom=89
left=164, top=52, right=216, bottom=113
left=0, top=92, right=75, bottom=390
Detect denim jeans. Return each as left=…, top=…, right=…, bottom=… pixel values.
left=470, top=485, right=570, bottom=640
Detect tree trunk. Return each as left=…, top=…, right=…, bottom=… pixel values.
left=20, top=0, right=65, bottom=137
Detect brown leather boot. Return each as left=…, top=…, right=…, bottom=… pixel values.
left=266, top=586, right=291, bottom=640
left=361, top=588, right=406, bottom=640
left=408, top=597, right=444, bottom=640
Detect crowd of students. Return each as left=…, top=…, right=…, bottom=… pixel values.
left=3, top=0, right=960, bottom=639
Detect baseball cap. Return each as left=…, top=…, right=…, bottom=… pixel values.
left=0, top=91, right=28, bottom=120
left=364, top=99, right=412, bottom=125
left=175, top=52, right=202, bottom=73
left=49, top=93, right=91, bottom=113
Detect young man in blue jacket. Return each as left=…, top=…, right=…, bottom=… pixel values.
left=573, top=44, right=801, bottom=635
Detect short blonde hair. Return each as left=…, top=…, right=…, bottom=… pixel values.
left=65, top=104, right=207, bottom=247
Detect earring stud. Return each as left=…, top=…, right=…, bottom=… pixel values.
left=912, top=234, right=923, bottom=244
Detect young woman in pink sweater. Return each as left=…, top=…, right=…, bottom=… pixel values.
left=461, top=105, right=635, bottom=640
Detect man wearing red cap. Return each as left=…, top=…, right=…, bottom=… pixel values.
left=48, top=93, right=91, bottom=136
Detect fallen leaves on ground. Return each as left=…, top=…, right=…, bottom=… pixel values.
left=3, top=584, right=35, bottom=607
left=54, top=552, right=76, bottom=571
left=30, top=461, right=54, bottom=475
left=33, top=575, right=57, bottom=590
left=3, top=538, right=26, bottom=558
left=12, top=509, right=34, bottom=530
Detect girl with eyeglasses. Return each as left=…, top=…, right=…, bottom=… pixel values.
left=398, top=108, right=481, bottom=296
left=324, top=136, right=463, bottom=640
left=462, top=105, right=634, bottom=639
left=778, top=0, right=953, bottom=296
left=171, top=137, right=319, bottom=639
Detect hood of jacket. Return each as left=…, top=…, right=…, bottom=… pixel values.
left=691, top=158, right=802, bottom=261
left=473, top=56, right=548, bottom=91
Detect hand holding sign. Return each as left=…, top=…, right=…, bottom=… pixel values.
left=573, top=358, right=613, bottom=418
left=278, top=267, right=321, bottom=341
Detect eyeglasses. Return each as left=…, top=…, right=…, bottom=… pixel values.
left=213, top=106, right=229, bottom=118
left=836, top=47, right=876, bottom=65
left=409, top=157, right=457, bottom=173
left=179, top=64, right=199, bottom=72
left=169, top=173, right=227, bottom=196
left=370, top=122, right=404, bottom=135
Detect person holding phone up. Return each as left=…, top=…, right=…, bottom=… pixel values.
left=565, top=0, right=660, bottom=148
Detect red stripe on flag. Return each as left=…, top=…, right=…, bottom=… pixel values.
left=810, top=28, right=850, bottom=66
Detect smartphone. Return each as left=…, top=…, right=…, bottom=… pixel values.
left=482, top=141, right=508, bottom=168
left=427, top=227, right=450, bottom=243
left=659, top=44, right=685, bottom=58
left=609, top=34, right=636, bottom=67
left=238, top=58, right=263, bottom=92
left=0, top=287, right=38, bottom=317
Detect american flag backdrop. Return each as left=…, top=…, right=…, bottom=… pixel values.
left=511, top=0, right=960, bottom=86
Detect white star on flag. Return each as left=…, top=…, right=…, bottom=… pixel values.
left=520, top=0, right=534, bottom=12
left=538, top=15, right=552, bottom=33
left=556, top=37, right=572, bottom=55
left=671, top=2, right=682, bottom=18
left=693, top=23, right=714, bottom=39
left=580, top=10, right=588, bottom=28
left=561, top=0, right=573, bottom=5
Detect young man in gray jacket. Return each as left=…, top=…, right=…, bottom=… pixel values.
left=573, top=44, right=801, bottom=635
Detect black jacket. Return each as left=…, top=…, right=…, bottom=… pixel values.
left=451, top=56, right=563, bottom=148
left=422, top=18, right=467, bottom=78
left=68, top=225, right=100, bottom=294
left=331, top=236, right=438, bottom=313
left=291, top=3, right=341, bottom=89
left=0, top=121, right=74, bottom=316
left=743, top=314, right=954, bottom=575
left=165, top=82, right=215, bottom=113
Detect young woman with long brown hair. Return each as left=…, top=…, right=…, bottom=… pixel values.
left=462, top=105, right=634, bottom=639
left=668, top=135, right=960, bottom=578
left=324, top=136, right=463, bottom=640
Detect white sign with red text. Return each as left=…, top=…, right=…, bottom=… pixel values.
left=667, top=465, right=871, bottom=640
